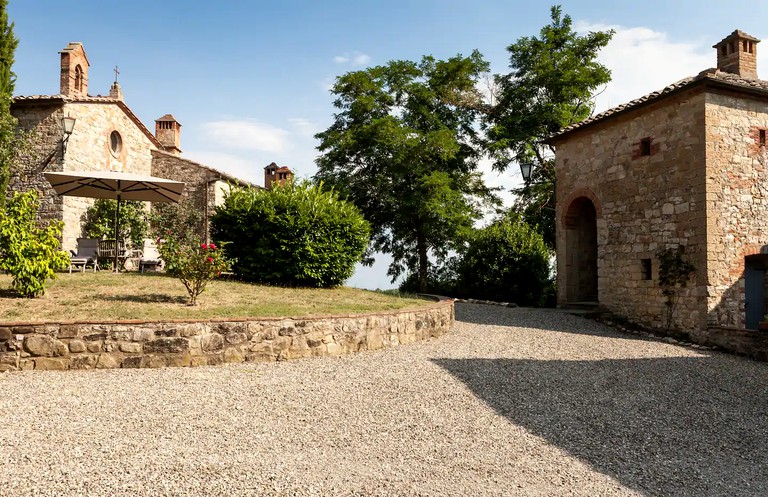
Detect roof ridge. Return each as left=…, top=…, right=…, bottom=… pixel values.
left=548, top=69, right=768, bottom=141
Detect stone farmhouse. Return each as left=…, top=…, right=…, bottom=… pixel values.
left=9, top=42, right=292, bottom=250
left=549, top=30, right=768, bottom=346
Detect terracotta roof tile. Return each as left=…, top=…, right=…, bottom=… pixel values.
left=548, top=69, right=768, bottom=142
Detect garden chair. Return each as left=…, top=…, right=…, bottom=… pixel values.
left=139, top=238, right=164, bottom=273
left=69, top=238, right=100, bottom=273
left=97, top=239, right=127, bottom=271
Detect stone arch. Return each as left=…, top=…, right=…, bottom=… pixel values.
left=564, top=196, right=599, bottom=303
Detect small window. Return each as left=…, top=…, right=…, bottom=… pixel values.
left=74, top=65, right=83, bottom=92
left=640, top=137, right=652, bottom=156
left=641, top=259, right=652, bottom=280
left=109, top=130, right=123, bottom=156
left=760, top=129, right=766, bottom=147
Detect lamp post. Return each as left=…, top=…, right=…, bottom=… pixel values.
left=519, top=162, right=533, bottom=183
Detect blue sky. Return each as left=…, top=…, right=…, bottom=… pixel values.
left=8, top=1, right=768, bottom=288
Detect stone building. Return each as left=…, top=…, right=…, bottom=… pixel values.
left=549, top=30, right=768, bottom=341
left=264, top=162, right=294, bottom=190
left=9, top=42, right=258, bottom=249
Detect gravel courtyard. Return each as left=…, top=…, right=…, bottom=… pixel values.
left=2, top=302, right=767, bottom=496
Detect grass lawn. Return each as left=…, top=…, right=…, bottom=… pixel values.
left=0, top=272, right=429, bottom=323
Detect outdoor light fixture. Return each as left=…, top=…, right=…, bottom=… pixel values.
left=519, top=162, right=533, bottom=182
left=62, top=116, right=76, bottom=136
left=59, top=116, right=76, bottom=159
left=39, top=116, right=77, bottom=171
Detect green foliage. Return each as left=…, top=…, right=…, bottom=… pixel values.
left=0, top=0, right=18, bottom=205
left=484, top=5, right=613, bottom=248
left=656, top=245, right=695, bottom=332
left=458, top=214, right=553, bottom=306
left=399, top=258, right=462, bottom=297
left=210, top=181, right=370, bottom=288
left=0, top=190, right=69, bottom=297
left=399, top=214, right=555, bottom=306
left=149, top=199, right=204, bottom=246
left=82, top=199, right=148, bottom=248
left=315, top=51, right=499, bottom=292
left=158, top=237, right=232, bottom=305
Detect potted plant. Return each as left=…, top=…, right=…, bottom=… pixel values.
left=759, top=315, right=768, bottom=331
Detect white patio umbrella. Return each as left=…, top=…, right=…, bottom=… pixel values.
left=44, top=170, right=185, bottom=271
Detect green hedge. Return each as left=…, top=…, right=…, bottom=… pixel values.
left=210, top=181, right=370, bottom=287
left=458, top=215, right=553, bottom=306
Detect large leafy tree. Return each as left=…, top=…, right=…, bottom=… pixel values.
left=315, top=52, right=497, bottom=292
left=485, top=5, right=613, bottom=248
left=0, top=0, right=18, bottom=205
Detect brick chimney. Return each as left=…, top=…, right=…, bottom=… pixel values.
left=59, top=42, right=89, bottom=97
left=154, top=114, right=182, bottom=155
left=713, top=30, right=760, bottom=79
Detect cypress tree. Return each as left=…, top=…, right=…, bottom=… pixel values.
left=0, top=0, right=18, bottom=204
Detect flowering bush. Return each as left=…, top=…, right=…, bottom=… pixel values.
left=157, top=233, right=232, bottom=305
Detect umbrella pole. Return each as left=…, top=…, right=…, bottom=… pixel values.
left=114, top=184, right=121, bottom=273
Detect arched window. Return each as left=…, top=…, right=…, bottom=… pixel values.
left=74, top=65, right=83, bottom=92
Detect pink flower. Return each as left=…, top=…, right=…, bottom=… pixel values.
left=207, top=257, right=214, bottom=263
left=201, top=243, right=208, bottom=249
left=167, top=229, right=171, bottom=234
left=209, top=243, right=217, bottom=250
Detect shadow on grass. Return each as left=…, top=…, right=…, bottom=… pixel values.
left=0, top=288, right=22, bottom=299
left=97, top=293, right=188, bottom=305
left=433, top=355, right=768, bottom=496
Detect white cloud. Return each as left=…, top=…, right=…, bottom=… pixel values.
left=333, top=51, right=371, bottom=66
left=288, top=117, right=320, bottom=138
left=202, top=120, right=289, bottom=153
left=574, top=22, right=713, bottom=113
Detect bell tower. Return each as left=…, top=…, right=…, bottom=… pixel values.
left=59, top=42, right=89, bottom=97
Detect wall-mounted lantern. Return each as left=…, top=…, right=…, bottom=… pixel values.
left=61, top=116, right=76, bottom=154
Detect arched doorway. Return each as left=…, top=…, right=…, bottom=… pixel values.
left=564, top=197, right=598, bottom=303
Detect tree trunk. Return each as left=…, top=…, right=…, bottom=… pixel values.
left=417, top=232, right=428, bottom=293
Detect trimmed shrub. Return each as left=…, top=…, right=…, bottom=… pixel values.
left=210, top=181, right=370, bottom=287
left=457, top=215, right=553, bottom=306
left=0, top=190, right=69, bottom=297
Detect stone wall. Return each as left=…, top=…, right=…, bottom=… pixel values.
left=0, top=298, right=454, bottom=372
left=9, top=103, right=66, bottom=225
left=11, top=100, right=157, bottom=251
left=554, top=90, right=709, bottom=331
left=151, top=150, right=245, bottom=241
left=704, top=91, right=768, bottom=328
left=691, top=326, right=768, bottom=362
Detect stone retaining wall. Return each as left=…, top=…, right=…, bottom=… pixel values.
left=0, top=298, right=454, bottom=372
left=690, top=327, right=768, bottom=362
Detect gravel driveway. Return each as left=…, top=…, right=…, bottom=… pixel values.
left=2, top=303, right=767, bottom=496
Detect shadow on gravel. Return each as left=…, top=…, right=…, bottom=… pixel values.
left=454, top=302, right=629, bottom=339
left=433, top=356, right=768, bottom=496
